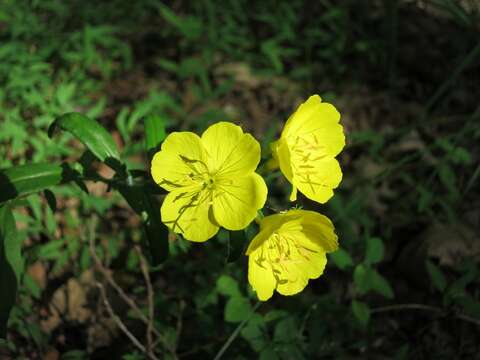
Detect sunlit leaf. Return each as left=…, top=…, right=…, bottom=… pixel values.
left=144, top=114, right=166, bottom=159
left=48, top=112, right=122, bottom=172
left=0, top=163, right=68, bottom=204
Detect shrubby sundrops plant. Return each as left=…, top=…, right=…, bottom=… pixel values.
left=151, top=95, right=345, bottom=300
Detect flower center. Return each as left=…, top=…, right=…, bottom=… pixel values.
left=177, top=155, right=217, bottom=188
left=205, top=176, right=216, bottom=190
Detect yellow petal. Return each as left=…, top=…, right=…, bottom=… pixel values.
left=293, top=210, right=338, bottom=252
left=292, top=156, right=342, bottom=204
left=245, top=228, right=271, bottom=255
left=151, top=132, right=207, bottom=191
left=160, top=188, right=218, bottom=242
left=212, top=173, right=267, bottom=230
left=283, top=95, right=344, bottom=157
left=273, top=138, right=294, bottom=183
left=288, top=232, right=329, bottom=278
left=244, top=213, right=299, bottom=255
left=201, top=122, right=261, bottom=176
left=275, top=233, right=327, bottom=296
left=289, top=185, right=297, bottom=201
left=248, top=250, right=276, bottom=301
left=276, top=265, right=308, bottom=296
left=300, top=250, right=328, bottom=279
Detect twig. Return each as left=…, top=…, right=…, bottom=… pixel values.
left=96, top=282, right=155, bottom=358
left=134, top=245, right=155, bottom=357
left=371, top=303, right=480, bottom=326
left=87, top=218, right=177, bottom=358
left=213, top=301, right=262, bottom=360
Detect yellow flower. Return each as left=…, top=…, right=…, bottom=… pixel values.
left=151, top=122, right=267, bottom=242
left=272, top=95, right=345, bottom=203
left=246, top=210, right=338, bottom=301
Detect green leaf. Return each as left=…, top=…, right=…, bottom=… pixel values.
left=156, top=3, right=203, bottom=40
left=0, top=163, right=68, bottom=204
left=426, top=260, right=447, bottom=292
left=48, top=113, right=122, bottom=172
left=354, top=265, right=394, bottom=299
left=353, top=264, right=369, bottom=294
left=241, top=313, right=267, bottom=352
left=225, top=296, right=252, bottom=323
left=369, top=268, right=395, bottom=299
left=351, top=300, right=370, bottom=327
left=36, top=240, right=64, bottom=260
left=330, top=248, right=354, bottom=270
left=365, top=237, right=384, bottom=265
left=0, top=206, right=20, bottom=338
left=264, top=310, right=288, bottom=323
left=144, top=114, right=166, bottom=159
left=216, top=275, right=241, bottom=298
left=260, top=347, right=280, bottom=360
left=274, top=317, right=298, bottom=342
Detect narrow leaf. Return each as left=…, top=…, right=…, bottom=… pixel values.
left=0, top=206, right=20, bottom=338
left=0, top=163, right=68, bottom=204
left=49, top=112, right=122, bottom=171
left=144, top=114, right=166, bottom=160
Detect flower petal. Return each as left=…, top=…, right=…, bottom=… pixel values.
left=273, top=138, right=294, bottom=183
left=151, top=132, right=207, bottom=191
left=276, top=266, right=308, bottom=296
left=248, top=250, right=276, bottom=301
left=212, top=173, right=267, bottom=230
left=292, top=156, right=342, bottom=204
left=276, top=249, right=327, bottom=296
left=245, top=229, right=270, bottom=255
left=161, top=189, right=218, bottom=242
left=295, top=210, right=338, bottom=252
left=283, top=95, right=345, bottom=157
left=201, top=122, right=261, bottom=176
left=288, top=231, right=329, bottom=278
